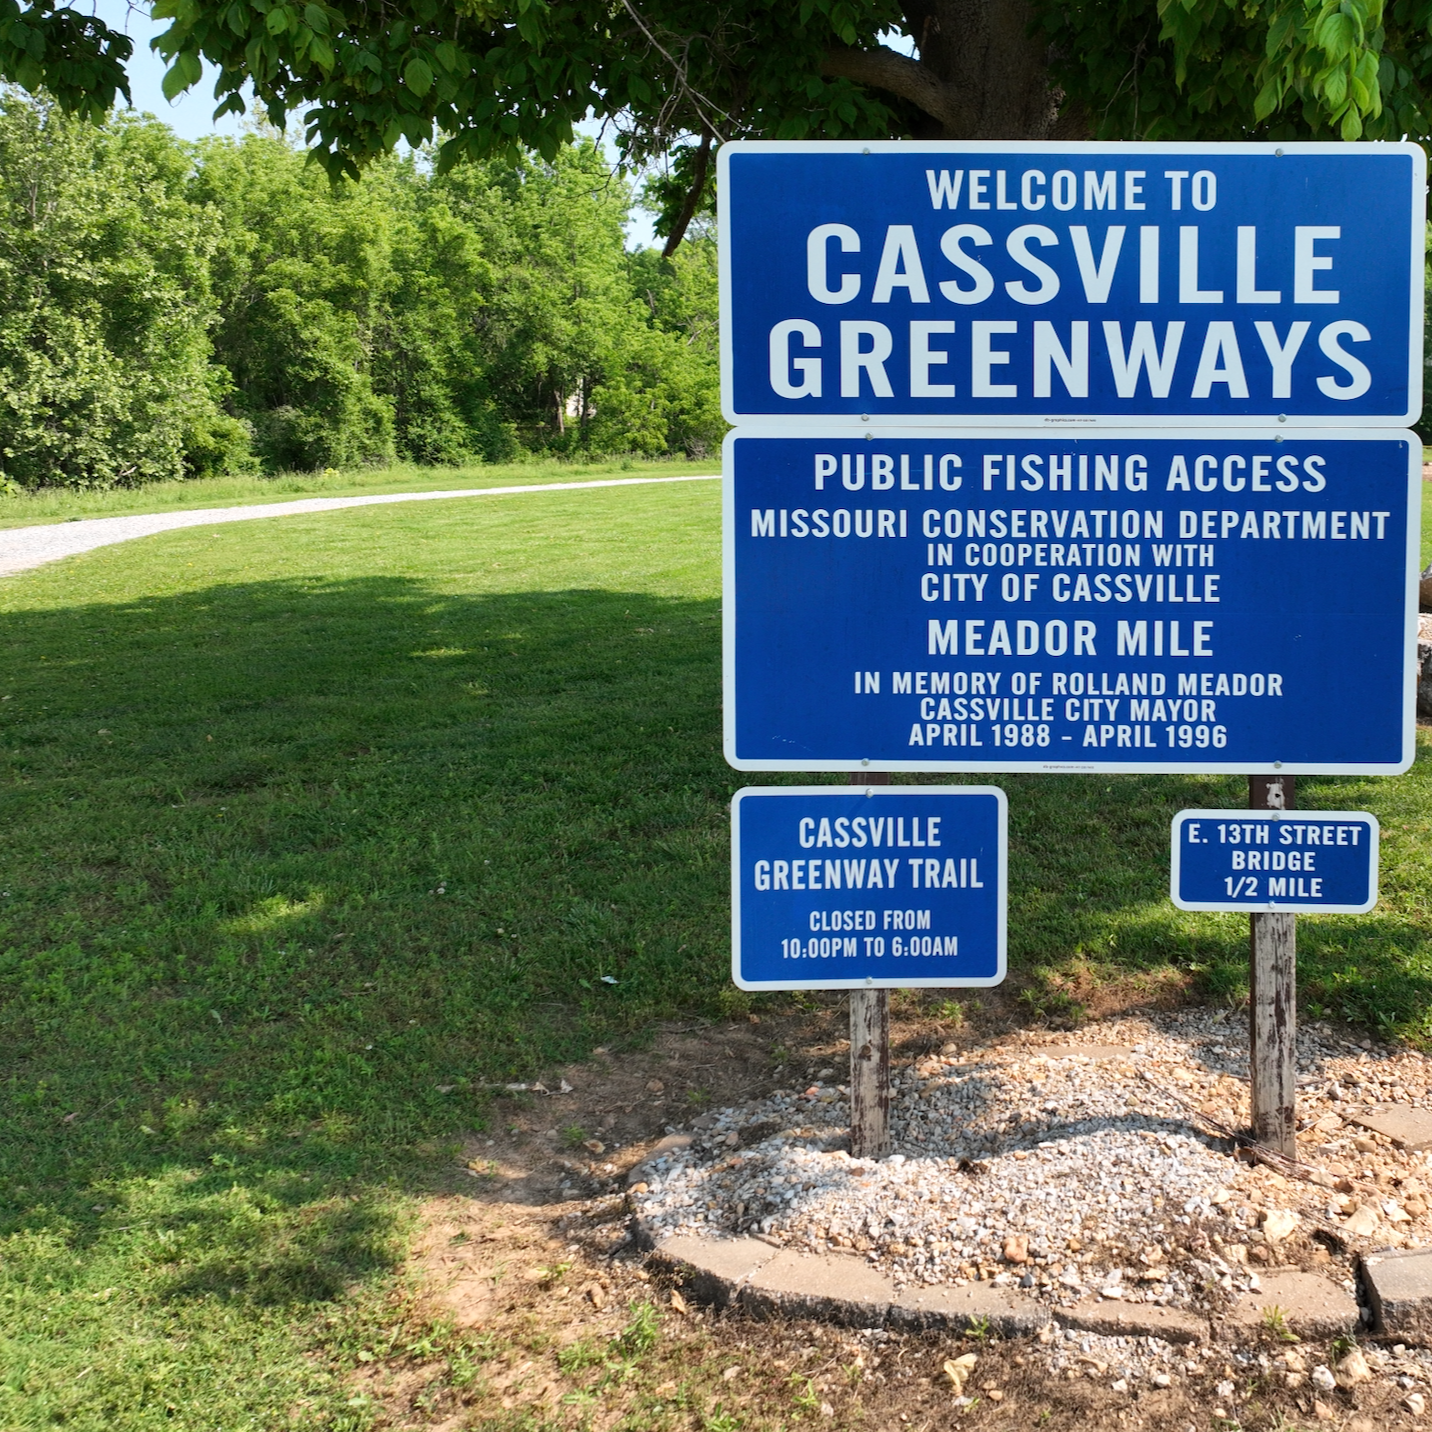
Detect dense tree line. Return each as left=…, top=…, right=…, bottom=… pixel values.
left=0, top=89, right=721, bottom=488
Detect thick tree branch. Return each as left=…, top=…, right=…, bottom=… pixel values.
left=661, top=130, right=712, bottom=258
left=820, top=44, right=972, bottom=134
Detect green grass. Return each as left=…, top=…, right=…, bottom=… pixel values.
left=0, top=453, right=717, bottom=530
left=1423, top=475, right=1432, bottom=568
left=0, top=475, right=1429, bottom=1427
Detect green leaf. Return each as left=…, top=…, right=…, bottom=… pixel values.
left=160, top=49, right=201, bottom=99
left=404, top=55, right=433, bottom=95
left=1314, top=10, right=1357, bottom=58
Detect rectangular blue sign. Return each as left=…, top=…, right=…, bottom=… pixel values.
left=731, top=786, right=1006, bottom=989
left=722, top=428, right=1419, bottom=773
left=1171, top=808, right=1378, bottom=912
left=718, top=141, right=1424, bottom=427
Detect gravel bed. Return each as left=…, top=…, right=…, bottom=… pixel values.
left=630, top=1007, right=1432, bottom=1314
left=1031, top=1328, right=1432, bottom=1400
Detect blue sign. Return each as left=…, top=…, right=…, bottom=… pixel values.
left=1171, top=808, right=1378, bottom=912
left=731, top=786, right=1006, bottom=989
left=723, top=428, right=1419, bottom=773
left=718, top=141, right=1425, bottom=427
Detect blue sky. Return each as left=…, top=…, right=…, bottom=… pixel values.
left=93, top=0, right=249, bottom=140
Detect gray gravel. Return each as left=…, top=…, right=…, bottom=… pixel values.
left=631, top=1008, right=1432, bottom=1315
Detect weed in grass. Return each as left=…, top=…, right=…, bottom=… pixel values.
left=557, top=1339, right=607, bottom=1374
left=1261, top=1305, right=1300, bottom=1343
left=788, top=1371, right=820, bottom=1411
left=528, top=1261, right=573, bottom=1288
left=613, top=1301, right=662, bottom=1359
left=1018, top=971, right=1088, bottom=1026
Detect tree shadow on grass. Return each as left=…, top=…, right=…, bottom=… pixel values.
left=0, top=573, right=1428, bottom=1308
left=149, top=1186, right=401, bottom=1306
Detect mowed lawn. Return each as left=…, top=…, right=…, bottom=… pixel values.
left=1, top=476, right=1430, bottom=1428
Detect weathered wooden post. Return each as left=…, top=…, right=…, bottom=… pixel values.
left=1249, top=773, right=1297, bottom=1157
left=848, top=770, right=891, bottom=1158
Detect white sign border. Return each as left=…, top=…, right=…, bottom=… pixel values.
left=721, top=425, right=1421, bottom=776
left=717, top=139, right=1427, bottom=430
left=730, top=784, right=1009, bottom=990
left=1169, top=807, right=1379, bottom=913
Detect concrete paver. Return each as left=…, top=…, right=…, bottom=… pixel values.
left=1362, top=1248, right=1432, bottom=1337
left=742, top=1249, right=897, bottom=1325
left=1226, top=1269, right=1360, bottom=1340
left=892, top=1282, right=1046, bottom=1336
left=652, top=1234, right=780, bottom=1307
left=1350, top=1107, right=1432, bottom=1152
left=1063, top=1299, right=1210, bottom=1344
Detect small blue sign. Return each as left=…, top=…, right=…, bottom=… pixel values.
left=731, top=786, right=1006, bottom=990
left=1170, top=808, right=1378, bottom=912
left=723, top=428, right=1419, bottom=774
left=718, top=141, right=1425, bottom=427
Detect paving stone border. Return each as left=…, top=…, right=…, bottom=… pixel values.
left=641, top=1226, right=1361, bottom=1344
left=1223, top=1268, right=1362, bottom=1340
left=1363, top=1247, right=1432, bottom=1338
left=1354, top=1105, right=1432, bottom=1152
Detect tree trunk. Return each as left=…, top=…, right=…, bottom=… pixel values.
left=661, top=130, right=713, bottom=259
left=822, top=0, right=1086, bottom=142
left=906, top=0, right=1059, bottom=138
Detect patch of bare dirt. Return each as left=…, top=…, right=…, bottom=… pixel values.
left=334, top=1001, right=1432, bottom=1431
left=361, top=1189, right=1420, bottom=1432
left=453, top=991, right=1172, bottom=1207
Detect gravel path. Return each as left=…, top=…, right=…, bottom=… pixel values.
left=0, top=473, right=720, bottom=579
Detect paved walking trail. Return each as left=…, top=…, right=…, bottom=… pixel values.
left=0, top=473, right=721, bottom=579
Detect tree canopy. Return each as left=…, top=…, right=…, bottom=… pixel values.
left=0, top=90, right=720, bottom=488
left=0, top=0, right=1418, bottom=248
